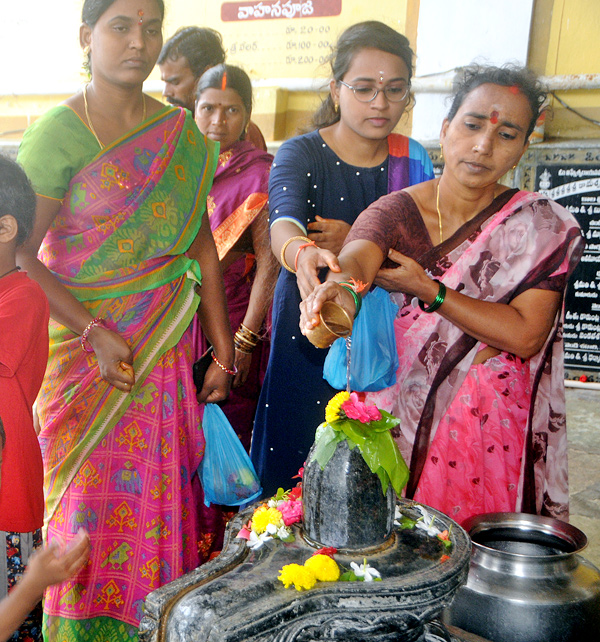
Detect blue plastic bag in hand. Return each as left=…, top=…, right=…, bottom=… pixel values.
left=323, top=286, right=399, bottom=392
left=198, top=403, right=262, bottom=507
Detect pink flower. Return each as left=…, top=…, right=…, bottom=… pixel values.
left=342, top=392, right=382, bottom=424
left=279, top=499, right=303, bottom=526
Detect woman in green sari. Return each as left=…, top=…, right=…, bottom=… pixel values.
left=17, top=1, right=234, bottom=640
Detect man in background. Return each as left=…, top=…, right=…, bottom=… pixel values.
left=159, top=27, right=267, bottom=150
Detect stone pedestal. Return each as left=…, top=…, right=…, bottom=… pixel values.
left=140, top=500, right=470, bottom=642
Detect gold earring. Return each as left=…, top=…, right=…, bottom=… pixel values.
left=83, top=45, right=90, bottom=56
left=439, top=144, right=444, bottom=160
left=334, top=102, right=339, bottom=114
left=512, top=164, right=518, bottom=170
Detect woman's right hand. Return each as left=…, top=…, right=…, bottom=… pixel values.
left=299, top=281, right=355, bottom=335
left=87, top=325, right=135, bottom=393
left=196, top=362, right=232, bottom=404
left=296, top=245, right=341, bottom=299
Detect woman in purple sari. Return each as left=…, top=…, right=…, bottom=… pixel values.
left=301, top=65, right=584, bottom=526
left=194, top=65, right=279, bottom=450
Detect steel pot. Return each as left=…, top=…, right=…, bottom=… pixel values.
left=444, top=512, right=600, bottom=642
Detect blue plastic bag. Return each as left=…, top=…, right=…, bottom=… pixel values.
left=198, top=403, right=262, bottom=507
left=323, top=286, right=399, bottom=392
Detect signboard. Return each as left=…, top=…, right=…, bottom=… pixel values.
left=526, top=148, right=600, bottom=376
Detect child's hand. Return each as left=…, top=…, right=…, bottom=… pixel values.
left=21, top=530, right=91, bottom=599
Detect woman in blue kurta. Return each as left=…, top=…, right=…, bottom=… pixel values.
left=250, top=21, right=434, bottom=496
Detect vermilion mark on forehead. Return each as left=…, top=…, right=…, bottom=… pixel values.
left=490, top=110, right=499, bottom=124
left=138, top=10, right=143, bottom=24
left=509, top=85, right=520, bottom=94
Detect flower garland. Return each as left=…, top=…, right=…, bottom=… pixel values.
left=312, top=391, right=409, bottom=496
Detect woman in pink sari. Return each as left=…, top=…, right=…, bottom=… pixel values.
left=300, top=65, right=584, bottom=526
left=194, top=64, right=278, bottom=450
left=16, top=1, right=234, bottom=640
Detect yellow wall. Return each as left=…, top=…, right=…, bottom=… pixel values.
left=530, top=0, right=600, bottom=138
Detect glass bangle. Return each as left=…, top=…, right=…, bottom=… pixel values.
left=418, top=280, right=446, bottom=313
left=339, top=283, right=362, bottom=318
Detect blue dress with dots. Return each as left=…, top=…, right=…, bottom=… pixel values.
left=250, top=129, right=434, bottom=497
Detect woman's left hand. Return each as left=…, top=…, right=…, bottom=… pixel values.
left=196, top=363, right=232, bottom=404
left=233, top=350, right=252, bottom=388
left=374, top=248, right=432, bottom=298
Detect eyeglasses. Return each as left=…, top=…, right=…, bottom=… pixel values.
left=338, top=80, right=410, bottom=103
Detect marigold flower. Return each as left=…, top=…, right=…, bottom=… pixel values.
left=278, top=563, right=317, bottom=591
left=325, top=391, right=350, bottom=424
left=251, top=506, right=283, bottom=534
left=304, top=554, right=340, bottom=582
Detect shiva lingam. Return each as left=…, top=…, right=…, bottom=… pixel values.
left=140, top=394, right=471, bottom=642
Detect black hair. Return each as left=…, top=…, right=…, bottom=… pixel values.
left=447, top=64, right=548, bottom=141
left=82, top=0, right=166, bottom=72
left=0, top=156, right=36, bottom=246
left=196, top=64, right=253, bottom=116
left=158, top=27, right=225, bottom=78
left=311, top=21, right=414, bottom=130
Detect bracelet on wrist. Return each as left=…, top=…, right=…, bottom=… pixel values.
left=80, top=317, right=105, bottom=353
left=239, top=323, right=260, bottom=342
left=280, top=235, right=311, bottom=273
left=294, top=240, right=318, bottom=272
left=211, top=351, right=238, bottom=376
left=339, top=284, right=362, bottom=319
left=418, top=280, right=446, bottom=313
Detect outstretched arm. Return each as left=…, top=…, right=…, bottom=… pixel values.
left=0, top=531, right=90, bottom=642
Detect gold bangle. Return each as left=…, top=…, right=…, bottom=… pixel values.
left=239, top=323, right=260, bottom=341
left=234, top=340, right=254, bottom=355
left=234, top=330, right=257, bottom=347
left=280, top=235, right=310, bottom=273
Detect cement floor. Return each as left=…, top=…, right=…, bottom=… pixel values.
left=566, top=386, right=600, bottom=568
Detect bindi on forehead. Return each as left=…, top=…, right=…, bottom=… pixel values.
left=138, top=9, right=143, bottom=24
left=490, top=110, right=499, bottom=124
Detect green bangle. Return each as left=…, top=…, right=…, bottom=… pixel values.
left=418, top=280, right=446, bottom=313
left=339, top=283, right=362, bottom=318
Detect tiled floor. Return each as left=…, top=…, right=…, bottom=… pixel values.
left=566, top=386, right=600, bottom=569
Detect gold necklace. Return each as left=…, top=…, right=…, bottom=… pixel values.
left=83, top=84, right=147, bottom=149
left=435, top=179, right=444, bottom=244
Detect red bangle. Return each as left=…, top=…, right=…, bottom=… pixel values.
left=211, top=352, right=237, bottom=376
left=294, top=240, right=317, bottom=272
left=81, top=317, right=105, bottom=353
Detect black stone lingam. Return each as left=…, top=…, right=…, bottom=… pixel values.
left=303, top=438, right=395, bottom=550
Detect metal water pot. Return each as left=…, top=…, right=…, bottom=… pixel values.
left=444, top=513, right=600, bottom=642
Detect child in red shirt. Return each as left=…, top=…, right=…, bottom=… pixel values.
left=0, top=155, right=50, bottom=641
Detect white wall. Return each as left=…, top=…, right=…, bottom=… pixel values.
left=412, top=0, right=534, bottom=142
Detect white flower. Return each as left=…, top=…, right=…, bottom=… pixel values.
left=276, top=525, right=291, bottom=540
left=350, top=559, right=381, bottom=582
left=393, top=505, right=403, bottom=526
left=246, top=530, right=273, bottom=550
left=267, top=499, right=279, bottom=508
left=414, top=505, right=442, bottom=537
